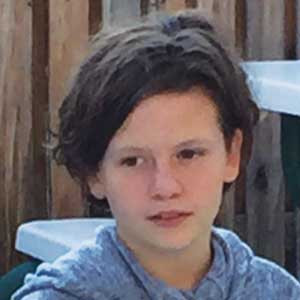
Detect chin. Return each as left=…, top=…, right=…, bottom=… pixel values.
left=149, top=233, right=197, bottom=253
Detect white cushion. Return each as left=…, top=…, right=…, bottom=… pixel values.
left=243, top=60, right=300, bottom=116
left=15, top=218, right=115, bottom=262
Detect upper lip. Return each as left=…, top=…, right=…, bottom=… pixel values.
left=147, top=210, right=193, bottom=219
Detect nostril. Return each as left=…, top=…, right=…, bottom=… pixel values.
left=149, top=180, right=183, bottom=201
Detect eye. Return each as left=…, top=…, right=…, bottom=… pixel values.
left=177, top=149, right=204, bottom=160
left=120, top=156, right=143, bottom=167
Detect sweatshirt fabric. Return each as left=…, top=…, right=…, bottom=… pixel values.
left=12, top=225, right=300, bottom=300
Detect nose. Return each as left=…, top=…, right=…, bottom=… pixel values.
left=149, top=161, right=183, bottom=201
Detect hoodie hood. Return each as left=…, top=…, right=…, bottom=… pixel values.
left=13, top=225, right=300, bottom=300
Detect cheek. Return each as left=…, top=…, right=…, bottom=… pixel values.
left=116, top=171, right=149, bottom=196
left=184, top=155, right=226, bottom=182
left=182, top=159, right=226, bottom=203
left=104, top=172, right=148, bottom=214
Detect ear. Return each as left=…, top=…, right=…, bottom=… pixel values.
left=87, top=173, right=106, bottom=200
left=224, top=129, right=243, bottom=183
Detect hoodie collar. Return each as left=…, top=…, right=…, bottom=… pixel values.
left=108, top=226, right=235, bottom=299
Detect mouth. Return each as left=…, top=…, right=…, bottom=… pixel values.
left=147, top=210, right=193, bottom=228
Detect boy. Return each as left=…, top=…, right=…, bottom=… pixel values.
left=13, top=10, right=300, bottom=300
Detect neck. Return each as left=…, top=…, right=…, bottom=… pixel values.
left=122, top=233, right=213, bottom=290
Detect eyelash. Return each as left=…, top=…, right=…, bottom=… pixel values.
left=120, top=149, right=206, bottom=167
left=120, top=157, right=143, bottom=167
left=176, top=149, right=206, bottom=160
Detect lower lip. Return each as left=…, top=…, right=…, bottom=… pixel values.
left=148, top=214, right=192, bottom=228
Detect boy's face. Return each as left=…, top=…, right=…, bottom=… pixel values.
left=89, top=88, right=242, bottom=253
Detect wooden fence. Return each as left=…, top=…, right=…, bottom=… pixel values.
left=0, top=0, right=299, bottom=276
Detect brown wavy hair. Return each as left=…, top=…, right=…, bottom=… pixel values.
left=53, top=10, right=259, bottom=196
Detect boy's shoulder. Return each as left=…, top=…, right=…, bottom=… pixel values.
left=213, top=227, right=300, bottom=299
left=13, top=225, right=134, bottom=300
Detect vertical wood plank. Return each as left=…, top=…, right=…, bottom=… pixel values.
left=89, top=0, right=103, bottom=35
left=165, top=0, right=186, bottom=12
left=284, top=0, right=297, bottom=58
left=49, top=0, right=89, bottom=217
left=296, top=208, right=300, bottom=279
left=185, top=0, right=198, bottom=8
left=245, top=0, right=285, bottom=60
left=297, top=0, right=300, bottom=58
left=141, top=0, right=150, bottom=15
left=103, top=0, right=141, bottom=29
left=146, top=0, right=161, bottom=13
left=0, top=0, right=34, bottom=273
left=196, top=0, right=214, bottom=11
left=245, top=112, right=285, bottom=266
left=0, top=1, right=9, bottom=273
left=235, top=0, right=246, bottom=57
left=284, top=209, right=295, bottom=275
left=197, top=0, right=236, bottom=52
left=31, top=0, right=49, bottom=220
left=215, top=185, right=235, bottom=230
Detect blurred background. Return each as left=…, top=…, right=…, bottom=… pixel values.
left=0, top=0, right=299, bottom=279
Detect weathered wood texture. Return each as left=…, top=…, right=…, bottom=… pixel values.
left=49, top=0, right=89, bottom=218
left=216, top=185, right=235, bottom=230
left=296, top=209, right=300, bottom=278
left=245, top=113, right=285, bottom=265
left=297, top=0, right=300, bottom=57
left=103, top=0, right=141, bottom=29
left=89, top=0, right=103, bottom=35
left=164, top=0, right=186, bottom=12
left=285, top=0, right=297, bottom=58
left=235, top=0, right=246, bottom=56
left=185, top=0, right=198, bottom=9
left=31, top=0, right=50, bottom=222
left=241, top=0, right=287, bottom=269
left=1, top=0, right=300, bottom=276
left=197, top=0, right=236, bottom=47
left=245, top=0, right=285, bottom=60
left=0, top=0, right=41, bottom=274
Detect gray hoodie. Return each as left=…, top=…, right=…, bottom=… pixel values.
left=12, top=226, right=300, bottom=299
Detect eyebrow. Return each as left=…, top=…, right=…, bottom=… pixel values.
left=174, top=138, right=212, bottom=149
left=111, top=139, right=212, bottom=157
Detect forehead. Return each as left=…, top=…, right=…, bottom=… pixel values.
left=106, top=88, right=222, bottom=152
